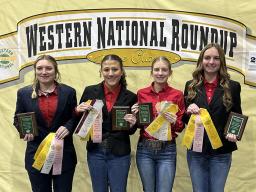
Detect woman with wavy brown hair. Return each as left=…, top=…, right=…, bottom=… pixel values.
left=183, top=43, right=242, bottom=192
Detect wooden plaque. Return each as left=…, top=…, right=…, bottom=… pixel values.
left=224, top=112, right=248, bottom=141
left=112, top=106, right=130, bottom=131
left=138, top=103, right=153, bottom=125
left=16, top=112, right=38, bottom=138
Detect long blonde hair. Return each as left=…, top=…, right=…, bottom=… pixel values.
left=186, top=43, right=233, bottom=111
left=31, top=55, right=61, bottom=98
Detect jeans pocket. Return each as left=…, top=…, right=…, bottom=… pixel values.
left=164, top=143, right=177, bottom=155
left=137, top=142, right=144, bottom=150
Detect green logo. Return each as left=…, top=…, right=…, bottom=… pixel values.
left=0, top=49, right=15, bottom=69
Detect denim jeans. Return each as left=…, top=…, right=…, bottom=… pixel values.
left=136, top=141, right=177, bottom=192
left=87, top=147, right=131, bottom=192
left=187, top=150, right=232, bottom=192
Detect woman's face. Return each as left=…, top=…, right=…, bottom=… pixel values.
left=101, top=59, right=123, bottom=89
left=202, top=47, right=221, bottom=76
left=35, top=59, right=56, bottom=85
left=151, top=60, right=171, bottom=84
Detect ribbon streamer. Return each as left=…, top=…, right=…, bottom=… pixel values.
left=145, top=102, right=178, bottom=141
left=75, top=100, right=104, bottom=142
left=182, top=108, right=223, bottom=150
left=32, top=133, right=64, bottom=175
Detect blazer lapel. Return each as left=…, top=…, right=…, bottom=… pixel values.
left=51, top=85, right=66, bottom=128
left=197, top=84, right=209, bottom=108
left=209, top=84, right=223, bottom=106
left=114, top=86, right=128, bottom=106
left=33, top=96, right=48, bottom=128
left=94, top=83, right=108, bottom=115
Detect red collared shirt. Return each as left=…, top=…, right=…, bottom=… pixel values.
left=104, top=83, right=121, bottom=112
left=137, top=83, right=185, bottom=139
left=38, top=87, right=58, bottom=127
left=204, top=77, right=218, bottom=104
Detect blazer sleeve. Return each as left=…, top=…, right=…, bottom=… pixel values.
left=230, top=81, right=242, bottom=114
left=13, top=89, right=26, bottom=131
left=63, top=88, right=78, bottom=133
left=73, top=86, right=94, bottom=127
left=79, top=86, right=91, bottom=104
left=182, top=81, right=192, bottom=124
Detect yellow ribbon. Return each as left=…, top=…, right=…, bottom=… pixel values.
left=32, top=133, right=55, bottom=170
left=146, top=103, right=178, bottom=140
left=81, top=128, right=93, bottom=141
left=182, top=108, right=223, bottom=150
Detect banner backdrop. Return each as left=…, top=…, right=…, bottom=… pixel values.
left=0, top=1, right=255, bottom=192
left=1, top=9, right=256, bottom=86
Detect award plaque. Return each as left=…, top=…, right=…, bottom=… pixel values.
left=138, top=103, right=153, bottom=125
left=112, top=106, right=130, bottom=131
left=16, top=112, right=38, bottom=138
left=224, top=112, right=248, bottom=141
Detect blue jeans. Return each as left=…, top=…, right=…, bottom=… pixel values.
left=136, top=141, right=177, bottom=192
left=187, top=150, right=232, bottom=192
left=87, top=147, right=131, bottom=192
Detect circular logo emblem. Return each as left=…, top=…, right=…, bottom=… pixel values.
left=0, top=49, right=15, bottom=69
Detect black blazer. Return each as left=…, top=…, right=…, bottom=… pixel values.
left=13, top=84, right=77, bottom=173
left=79, top=82, right=137, bottom=156
left=183, top=80, right=242, bottom=154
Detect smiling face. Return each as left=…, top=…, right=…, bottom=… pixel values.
left=35, top=59, right=56, bottom=86
left=101, top=59, right=123, bottom=89
left=151, top=60, right=171, bottom=85
left=202, top=47, right=221, bottom=77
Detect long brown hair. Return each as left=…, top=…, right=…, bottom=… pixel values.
left=100, top=54, right=127, bottom=88
left=186, top=43, right=232, bottom=111
left=31, top=55, right=61, bottom=98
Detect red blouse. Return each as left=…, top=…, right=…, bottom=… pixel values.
left=204, top=77, right=218, bottom=104
left=38, top=88, right=58, bottom=127
left=103, top=83, right=121, bottom=112
left=137, top=83, right=185, bottom=140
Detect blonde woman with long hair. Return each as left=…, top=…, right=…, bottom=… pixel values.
left=14, top=55, right=77, bottom=192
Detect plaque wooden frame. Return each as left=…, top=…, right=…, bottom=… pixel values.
left=138, top=102, right=153, bottom=125
left=224, top=112, right=248, bottom=141
left=112, top=106, right=130, bottom=131
left=16, top=112, right=38, bottom=138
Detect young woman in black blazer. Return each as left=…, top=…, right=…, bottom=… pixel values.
left=76, top=54, right=137, bottom=192
left=183, top=43, right=242, bottom=192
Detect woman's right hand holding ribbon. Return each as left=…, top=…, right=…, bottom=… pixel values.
left=186, top=103, right=200, bottom=114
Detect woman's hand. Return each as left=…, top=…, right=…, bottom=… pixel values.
left=225, top=133, right=237, bottom=142
left=24, top=133, right=34, bottom=142
left=163, top=112, right=177, bottom=124
left=124, top=114, right=137, bottom=127
left=76, top=102, right=93, bottom=113
left=187, top=103, right=200, bottom=114
left=55, top=126, right=70, bottom=140
left=131, top=103, right=139, bottom=114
